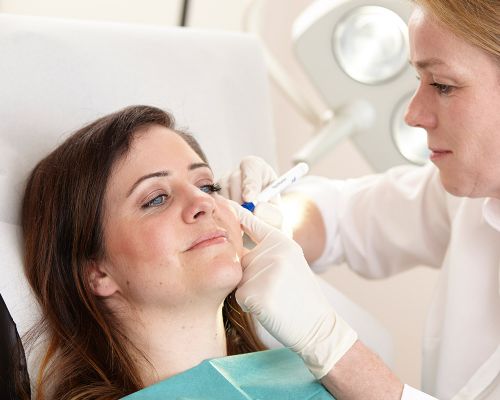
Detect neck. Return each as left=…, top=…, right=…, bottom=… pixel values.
left=121, top=301, right=228, bottom=386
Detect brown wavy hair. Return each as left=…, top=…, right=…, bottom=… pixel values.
left=21, top=105, right=265, bottom=400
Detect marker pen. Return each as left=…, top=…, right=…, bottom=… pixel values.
left=241, top=162, right=309, bottom=212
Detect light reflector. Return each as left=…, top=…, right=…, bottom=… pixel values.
left=332, top=6, right=408, bottom=84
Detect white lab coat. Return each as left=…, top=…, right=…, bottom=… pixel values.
left=290, top=163, right=500, bottom=400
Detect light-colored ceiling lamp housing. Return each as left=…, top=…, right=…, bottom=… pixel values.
left=292, top=0, right=429, bottom=171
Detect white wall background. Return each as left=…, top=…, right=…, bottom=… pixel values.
left=0, top=0, right=439, bottom=388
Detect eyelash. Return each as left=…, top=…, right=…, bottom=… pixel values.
left=430, top=82, right=454, bottom=95
left=142, top=183, right=221, bottom=208
left=415, top=76, right=455, bottom=96
left=200, top=183, right=221, bottom=194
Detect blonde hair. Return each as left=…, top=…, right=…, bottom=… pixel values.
left=413, top=0, right=499, bottom=62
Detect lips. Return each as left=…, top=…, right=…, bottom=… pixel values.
left=186, top=230, right=228, bottom=251
left=429, top=148, right=452, bottom=161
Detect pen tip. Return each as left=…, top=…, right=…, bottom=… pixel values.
left=241, top=202, right=255, bottom=212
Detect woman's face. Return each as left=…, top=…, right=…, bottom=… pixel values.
left=405, top=7, right=500, bottom=198
left=96, top=125, right=243, bottom=310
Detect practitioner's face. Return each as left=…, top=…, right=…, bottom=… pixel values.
left=94, top=125, right=243, bottom=310
left=405, top=7, right=500, bottom=198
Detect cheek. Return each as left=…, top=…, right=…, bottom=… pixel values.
left=459, top=109, right=499, bottom=169
left=104, top=220, right=187, bottom=304
left=107, top=222, right=145, bottom=256
left=215, top=197, right=243, bottom=255
left=103, top=215, right=179, bottom=277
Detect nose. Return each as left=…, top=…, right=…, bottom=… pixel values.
left=181, top=185, right=216, bottom=223
left=404, top=85, right=437, bottom=130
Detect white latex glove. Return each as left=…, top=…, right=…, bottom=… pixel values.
left=218, top=156, right=277, bottom=203
left=218, top=156, right=285, bottom=230
left=232, top=202, right=358, bottom=379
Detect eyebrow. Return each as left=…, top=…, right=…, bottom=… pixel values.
left=409, top=58, right=446, bottom=70
left=126, top=162, right=211, bottom=197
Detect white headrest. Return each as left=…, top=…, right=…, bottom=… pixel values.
left=0, top=13, right=276, bottom=227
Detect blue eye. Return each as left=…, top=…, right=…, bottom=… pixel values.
left=199, top=183, right=221, bottom=194
left=143, top=194, right=168, bottom=208
left=430, top=82, right=454, bottom=95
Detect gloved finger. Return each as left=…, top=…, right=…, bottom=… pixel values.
left=240, top=156, right=277, bottom=203
left=254, top=202, right=293, bottom=238
left=230, top=201, right=283, bottom=245
left=267, top=194, right=281, bottom=206
left=253, top=202, right=283, bottom=230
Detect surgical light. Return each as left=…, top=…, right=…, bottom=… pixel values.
left=332, top=6, right=408, bottom=85
left=289, top=0, right=429, bottom=171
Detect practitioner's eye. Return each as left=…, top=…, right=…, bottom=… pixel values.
left=430, top=82, right=455, bottom=96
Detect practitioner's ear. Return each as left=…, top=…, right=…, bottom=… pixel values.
left=87, top=260, right=120, bottom=297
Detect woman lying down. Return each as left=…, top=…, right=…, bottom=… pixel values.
left=22, top=105, right=397, bottom=400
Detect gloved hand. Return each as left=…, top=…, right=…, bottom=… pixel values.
left=232, top=202, right=358, bottom=379
left=218, top=156, right=285, bottom=231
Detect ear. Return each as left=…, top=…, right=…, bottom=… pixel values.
left=87, top=260, right=120, bottom=298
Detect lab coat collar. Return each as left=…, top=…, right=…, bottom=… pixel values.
left=482, top=198, right=500, bottom=232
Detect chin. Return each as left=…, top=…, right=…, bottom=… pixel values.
left=441, top=183, right=464, bottom=197
left=439, top=171, right=472, bottom=198
left=204, top=254, right=243, bottom=290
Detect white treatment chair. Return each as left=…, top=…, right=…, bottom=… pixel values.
left=0, top=13, right=394, bottom=383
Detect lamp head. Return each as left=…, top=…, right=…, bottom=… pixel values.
left=293, top=0, right=429, bottom=171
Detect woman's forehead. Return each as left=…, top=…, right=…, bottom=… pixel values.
left=125, top=127, right=204, bottom=168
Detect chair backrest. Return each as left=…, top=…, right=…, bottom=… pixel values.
left=0, top=293, right=31, bottom=400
